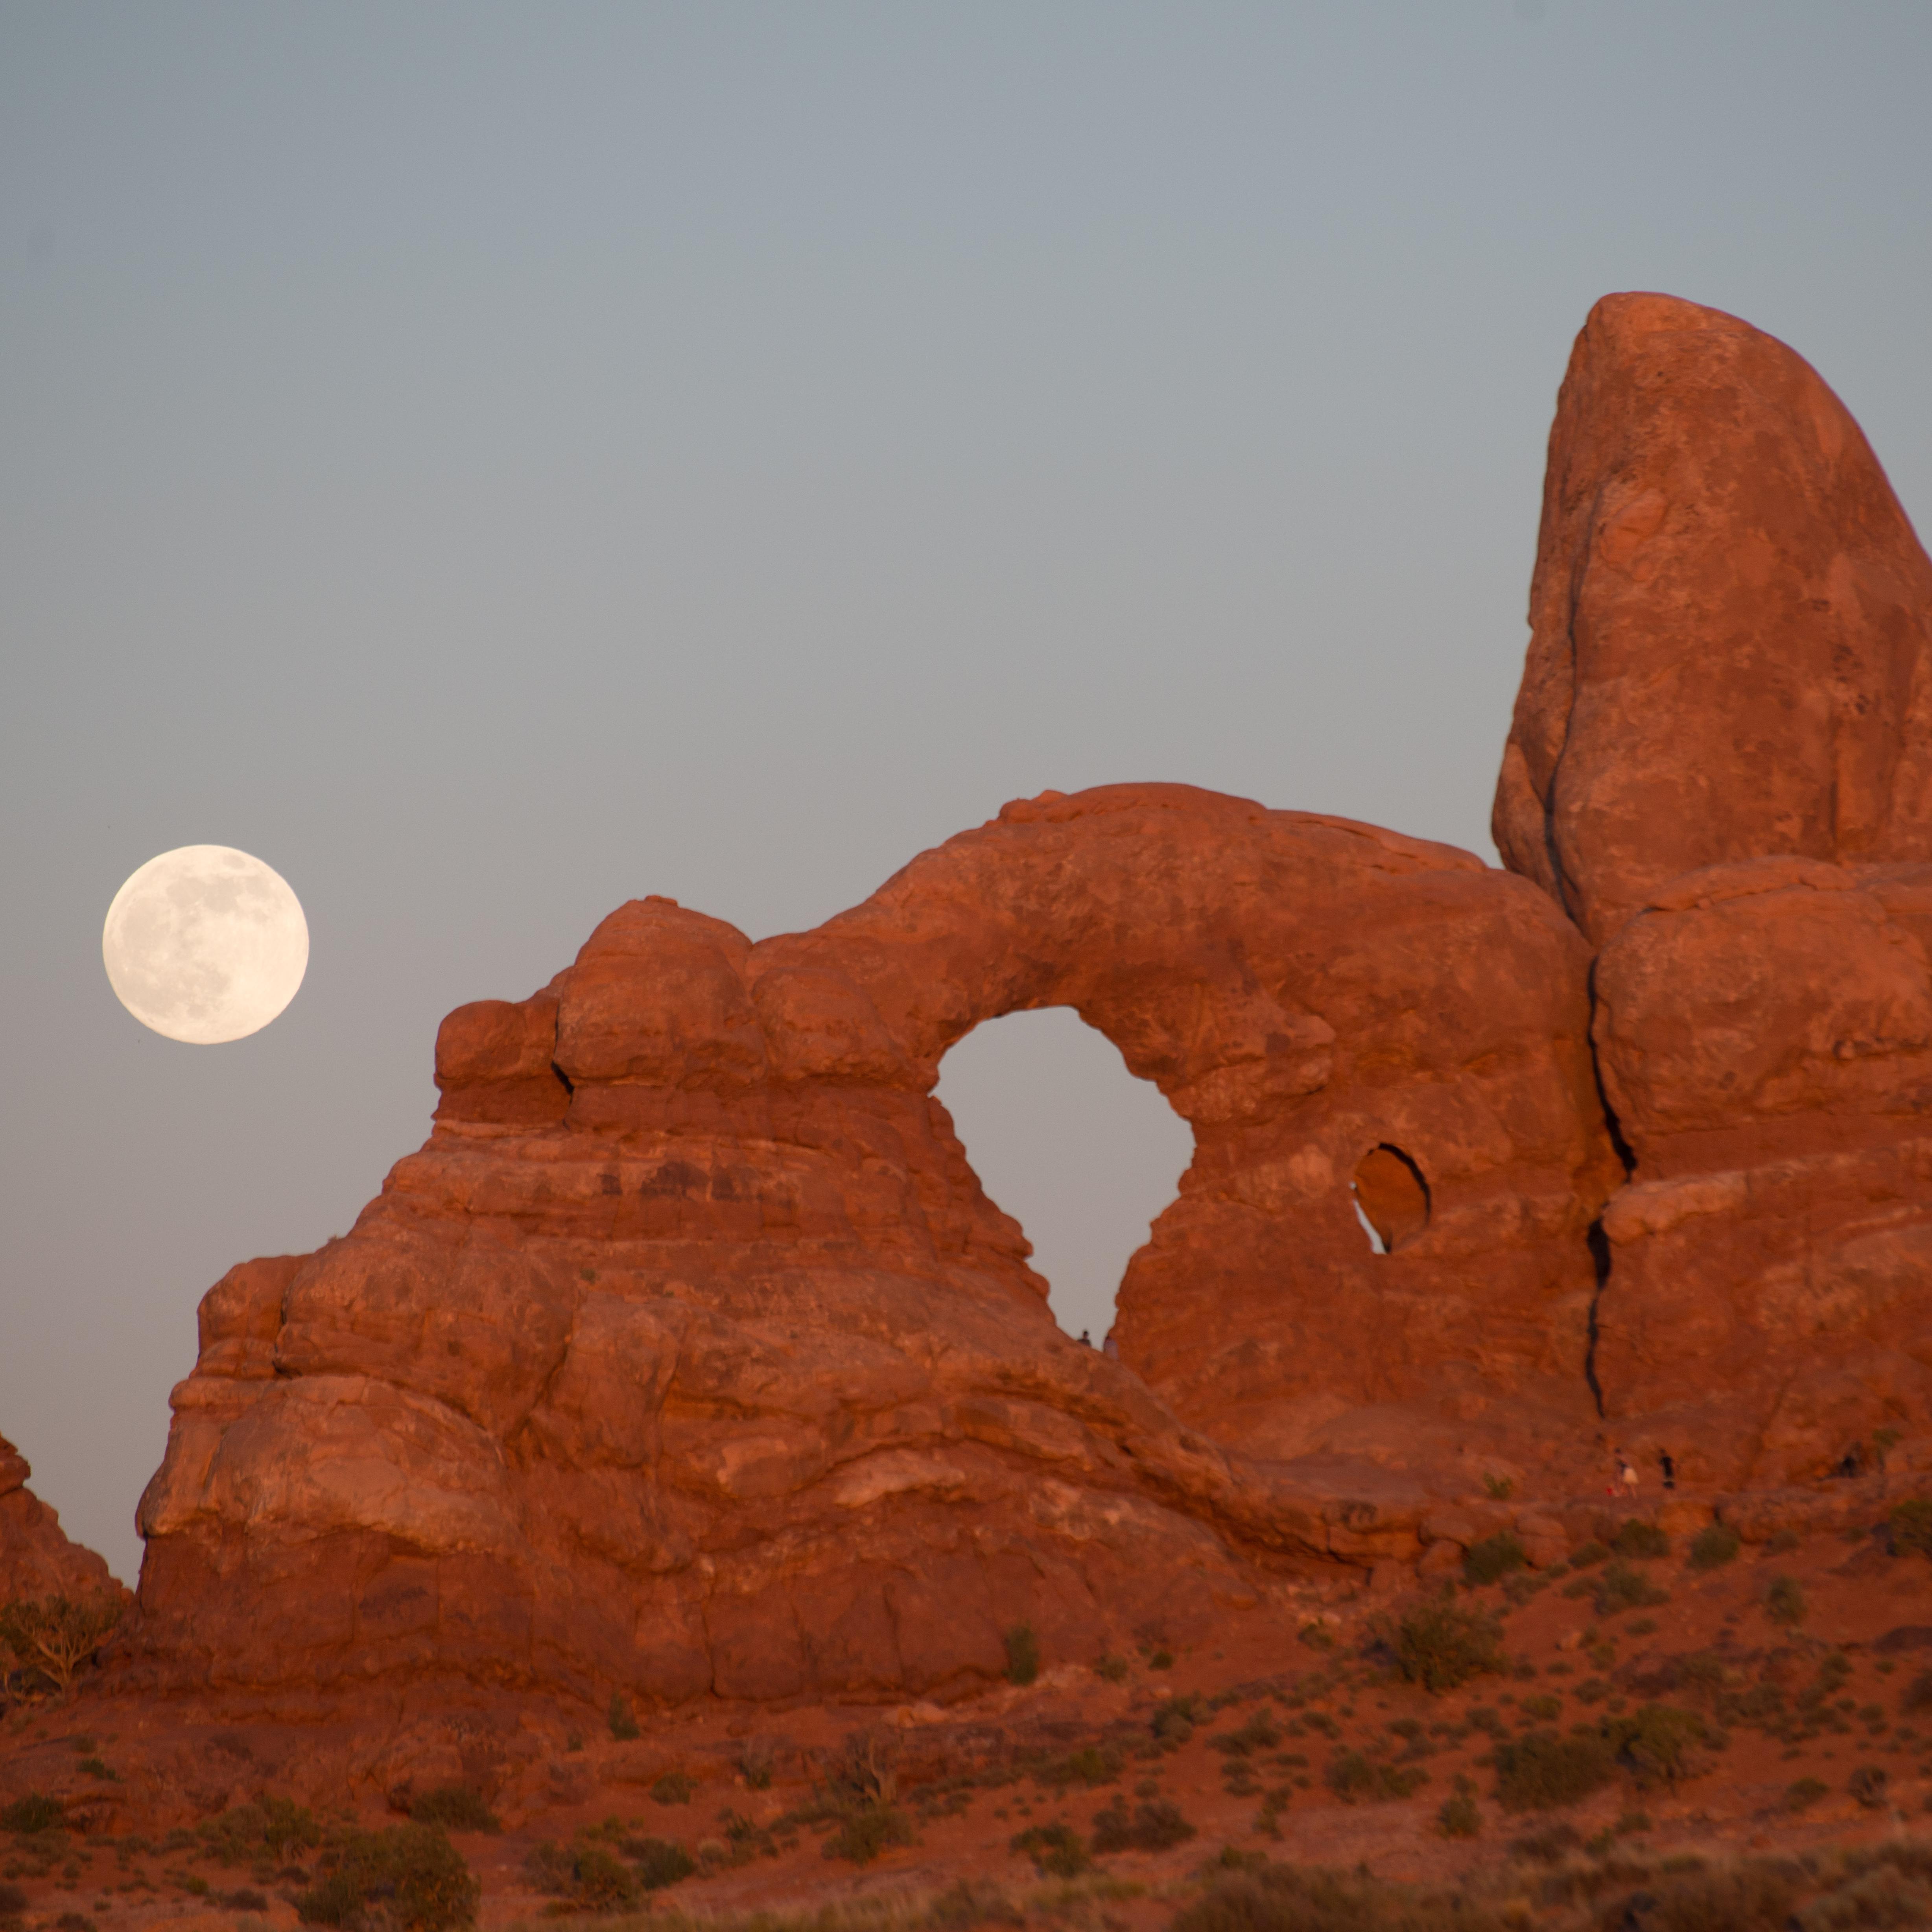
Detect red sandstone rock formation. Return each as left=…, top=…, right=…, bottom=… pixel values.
left=0, top=1433, right=120, bottom=1603
left=1591, top=855, right=1932, bottom=1485
left=91, top=292, right=1932, bottom=1724
left=125, top=785, right=1616, bottom=1709
left=1494, top=292, right=1932, bottom=947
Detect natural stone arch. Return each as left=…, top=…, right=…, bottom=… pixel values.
left=747, top=782, right=1619, bottom=1449
left=133, top=780, right=1618, bottom=1710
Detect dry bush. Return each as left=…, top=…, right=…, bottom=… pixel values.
left=1492, top=1730, right=1615, bottom=1811
left=1386, top=1600, right=1504, bottom=1693
left=1689, top=1524, right=1742, bottom=1571
left=1463, top=1534, right=1527, bottom=1586
left=295, top=1823, right=478, bottom=1932
left=406, top=1787, right=499, bottom=1835
left=1089, top=1798, right=1195, bottom=1853
left=0, top=1594, right=125, bottom=1695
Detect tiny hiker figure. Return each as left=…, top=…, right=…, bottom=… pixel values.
left=1658, top=1449, right=1676, bottom=1490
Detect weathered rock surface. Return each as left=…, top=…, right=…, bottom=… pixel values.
left=1591, top=855, right=1932, bottom=1485
left=124, top=784, right=1617, bottom=1709
left=1494, top=292, right=1932, bottom=947
left=0, top=1432, right=120, bottom=1603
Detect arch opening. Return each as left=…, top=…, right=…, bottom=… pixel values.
left=935, top=1007, right=1194, bottom=1346
left=1352, top=1143, right=1431, bottom=1254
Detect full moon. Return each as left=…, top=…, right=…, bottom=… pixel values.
left=102, top=846, right=309, bottom=1044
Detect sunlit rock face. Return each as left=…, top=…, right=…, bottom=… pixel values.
left=1591, top=855, right=1932, bottom=1488
left=0, top=1434, right=122, bottom=1603
left=1493, top=292, right=1932, bottom=951
left=125, top=784, right=1615, bottom=1709
left=1491, top=292, right=1932, bottom=1489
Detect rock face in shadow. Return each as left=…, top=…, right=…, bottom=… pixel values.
left=0, top=1434, right=120, bottom=1602
left=125, top=785, right=1616, bottom=1709
left=1493, top=292, right=1932, bottom=948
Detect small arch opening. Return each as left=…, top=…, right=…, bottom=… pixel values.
left=936, top=1007, right=1193, bottom=1347
left=1352, top=1143, right=1431, bottom=1254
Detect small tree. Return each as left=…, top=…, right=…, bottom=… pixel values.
left=0, top=1592, right=126, bottom=1696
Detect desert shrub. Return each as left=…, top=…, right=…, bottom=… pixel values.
left=1171, top=1863, right=1503, bottom=1932
left=1889, top=1501, right=1932, bottom=1558
left=0, top=1883, right=27, bottom=1920
left=1151, top=1694, right=1203, bottom=1745
left=1010, top=1822, right=1089, bottom=1877
left=1614, top=1520, right=1670, bottom=1560
left=296, top=1823, right=478, bottom=1932
left=1464, top=1533, right=1527, bottom=1586
left=1093, top=1654, right=1129, bottom=1682
left=627, top=1838, right=694, bottom=1891
left=1568, top=1541, right=1610, bottom=1570
left=1902, top=1670, right=1932, bottom=1714
left=199, top=1797, right=323, bottom=1865
left=1596, top=1560, right=1669, bottom=1617
left=1801, top=1860, right=1932, bottom=1931
left=1849, top=1765, right=1890, bottom=1809
left=607, top=1692, right=640, bottom=1741
left=1002, top=1622, right=1040, bottom=1687
left=407, top=1787, right=499, bottom=1834
left=1765, top=1575, right=1807, bottom=1627
left=928, top=1880, right=1025, bottom=1930
left=1491, top=1730, right=1615, bottom=1811
left=571, top=1844, right=638, bottom=1912
left=1508, top=1822, right=1580, bottom=1863
left=1035, top=1743, right=1123, bottom=1789
left=1212, top=1711, right=1282, bottom=1759
left=220, top=1890, right=270, bottom=1913
left=1604, top=1705, right=1709, bottom=1789
left=649, top=1770, right=694, bottom=1806
left=737, top=1737, right=775, bottom=1790
left=525, top=1825, right=572, bottom=1879
left=1089, top=1799, right=1195, bottom=1853
left=1436, top=1794, right=1480, bottom=1838
left=1609, top=1863, right=1793, bottom=1932
left=1485, top=1474, right=1516, bottom=1501
left=1689, top=1524, right=1742, bottom=1572
left=0, top=1796, right=63, bottom=1835
left=822, top=1805, right=914, bottom=1866
left=1389, top=1601, right=1504, bottom=1694
left=1324, top=1751, right=1426, bottom=1805
left=1785, top=1778, right=1829, bottom=1812
left=0, top=1594, right=125, bottom=1694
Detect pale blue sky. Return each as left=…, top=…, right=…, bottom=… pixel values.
left=4, top=2, right=1929, bottom=1580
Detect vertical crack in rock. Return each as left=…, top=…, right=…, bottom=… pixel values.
left=1583, top=1217, right=1611, bottom=1421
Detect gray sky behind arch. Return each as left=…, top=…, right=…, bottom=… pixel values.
left=2, top=0, right=1929, bottom=1581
